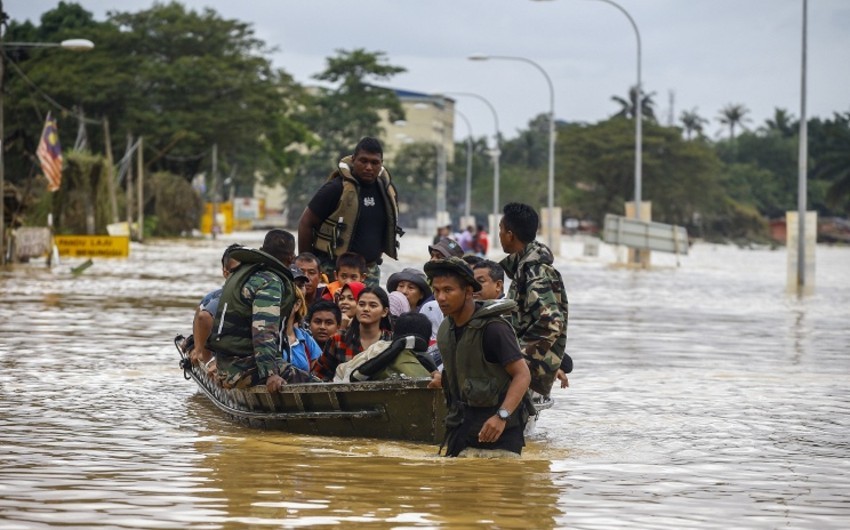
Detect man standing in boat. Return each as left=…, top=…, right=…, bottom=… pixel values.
left=297, top=136, right=403, bottom=288
left=207, top=229, right=308, bottom=391
left=425, top=257, right=532, bottom=457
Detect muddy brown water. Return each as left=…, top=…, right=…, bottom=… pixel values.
left=1, top=233, right=848, bottom=528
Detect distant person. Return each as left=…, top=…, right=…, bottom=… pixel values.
left=433, top=224, right=452, bottom=245
left=322, top=252, right=367, bottom=302
left=472, top=260, right=505, bottom=301
left=472, top=224, right=489, bottom=256
left=499, top=203, right=571, bottom=395
left=207, top=229, right=306, bottom=390
left=298, top=136, right=403, bottom=288
left=294, top=252, right=325, bottom=307
left=307, top=300, right=341, bottom=352
left=428, top=237, right=464, bottom=261
left=457, top=225, right=475, bottom=253
left=313, top=286, right=393, bottom=381
left=425, top=257, right=532, bottom=457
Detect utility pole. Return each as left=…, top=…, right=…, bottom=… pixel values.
left=136, top=136, right=144, bottom=242
left=102, top=117, right=119, bottom=224
left=211, top=143, right=219, bottom=239
left=125, top=133, right=134, bottom=238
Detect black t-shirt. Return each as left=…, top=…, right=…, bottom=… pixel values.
left=453, top=319, right=523, bottom=365
left=307, top=177, right=386, bottom=263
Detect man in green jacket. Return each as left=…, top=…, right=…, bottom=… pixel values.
left=498, top=202, right=571, bottom=396
left=425, top=257, right=532, bottom=457
left=208, top=229, right=309, bottom=391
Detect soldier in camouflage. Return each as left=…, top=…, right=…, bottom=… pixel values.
left=208, top=229, right=311, bottom=391
left=498, top=202, right=572, bottom=396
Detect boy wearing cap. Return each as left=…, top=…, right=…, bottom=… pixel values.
left=425, top=257, right=532, bottom=457
left=429, top=237, right=464, bottom=261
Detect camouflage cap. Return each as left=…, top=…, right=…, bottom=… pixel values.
left=424, top=257, right=482, bottom=292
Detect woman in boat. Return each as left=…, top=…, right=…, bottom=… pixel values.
left=336, top=281, right=365, bottom=333
left=386, top=268, right=432, bottom=312
left=313, top=285, right=392, bottom=381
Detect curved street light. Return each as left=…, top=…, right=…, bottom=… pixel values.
left=468, top=53, right=558, bottom=252
left=532, top=0, right=643, bottom=224
left=442, top=91, right=502, bottom=243
left=0, top=2, right=95, bottom=264
left=454, top=108, right=474, bottom=219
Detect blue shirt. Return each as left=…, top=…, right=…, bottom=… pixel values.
left=284, top=327, right=323, bottom=372
left=199, top=288, right=222, bottom=315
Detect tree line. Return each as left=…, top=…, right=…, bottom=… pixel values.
left=4, top=2, right=848, bottom=241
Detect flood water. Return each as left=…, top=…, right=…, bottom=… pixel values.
left=1, top=231, right=849, bottom=529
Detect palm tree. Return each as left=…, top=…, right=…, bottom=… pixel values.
left=764, top=108, right=796, bottom=137
left=611, top=85, right=657, bottom=121
left=679, top=108, right=708, bottom=140
left=814, top=113, right=850, bottom=211
left=717, top=103, right=751, bottom=140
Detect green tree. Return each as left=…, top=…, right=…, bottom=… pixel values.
left=447, top=136, right=493, bottom=223
left=610, top=85, right=657, bottom=121
left=810, top=112, right=850, bottom=214
left=762, top=108, right=797, bottom=138
left=556, top=117, right=725, bottom=237
left=717, top=103, right=751, bottom=140
left=716, top=129, right=797, bottom=217
left=107, top=2, right=307, bottom=191
left=500, top=113, right=549, bottom=169
left=679, top=108, right=708, bottom=140
left=5, top=2, right=308, bottom=198
left=497, top=114, right=552, bottom=211
left=392, top=142, right=438, bottom=226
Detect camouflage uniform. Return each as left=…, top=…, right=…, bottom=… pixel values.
left=363, top=262, right=381, bottom=288
left=213, top=269, right=287, bottom=388
left=500, top=239, right=568, bottom=396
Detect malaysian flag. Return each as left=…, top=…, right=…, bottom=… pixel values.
left=36, top=112, right=63, bottom=192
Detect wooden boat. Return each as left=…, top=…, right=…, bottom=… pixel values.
left=177, top=338, right=447, bottom=443
left=176, top=337, right=553, bottom=445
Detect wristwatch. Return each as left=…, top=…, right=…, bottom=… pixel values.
left=496, top=408, right=511, bottom=421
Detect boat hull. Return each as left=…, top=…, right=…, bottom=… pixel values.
left=183, top=361, right=448, bottom=444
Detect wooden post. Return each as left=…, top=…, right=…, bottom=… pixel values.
left=102, top=117, right=119, bottom=224
left=125, top=133, right=134, bottom=239
left=136, top=137, right=144, bottom=242
left=211, top=143, right=219, bottom=239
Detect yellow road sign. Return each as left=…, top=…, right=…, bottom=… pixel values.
left=54, top=235, right=130, bottom=258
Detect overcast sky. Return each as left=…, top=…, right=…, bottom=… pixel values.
left=10, top=0, right=850, bottom=143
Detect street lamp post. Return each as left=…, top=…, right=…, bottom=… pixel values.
left=443, top=91, right=501, bottom=244
left=591, top=0, right=643, bottom=222
left=454, top=109, right=474, bottom=219
left=468, top=54, right=557, bottom=253
left=0, top=3, right=94, bottom=264
left=532, top=0, right=643, bottom=258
